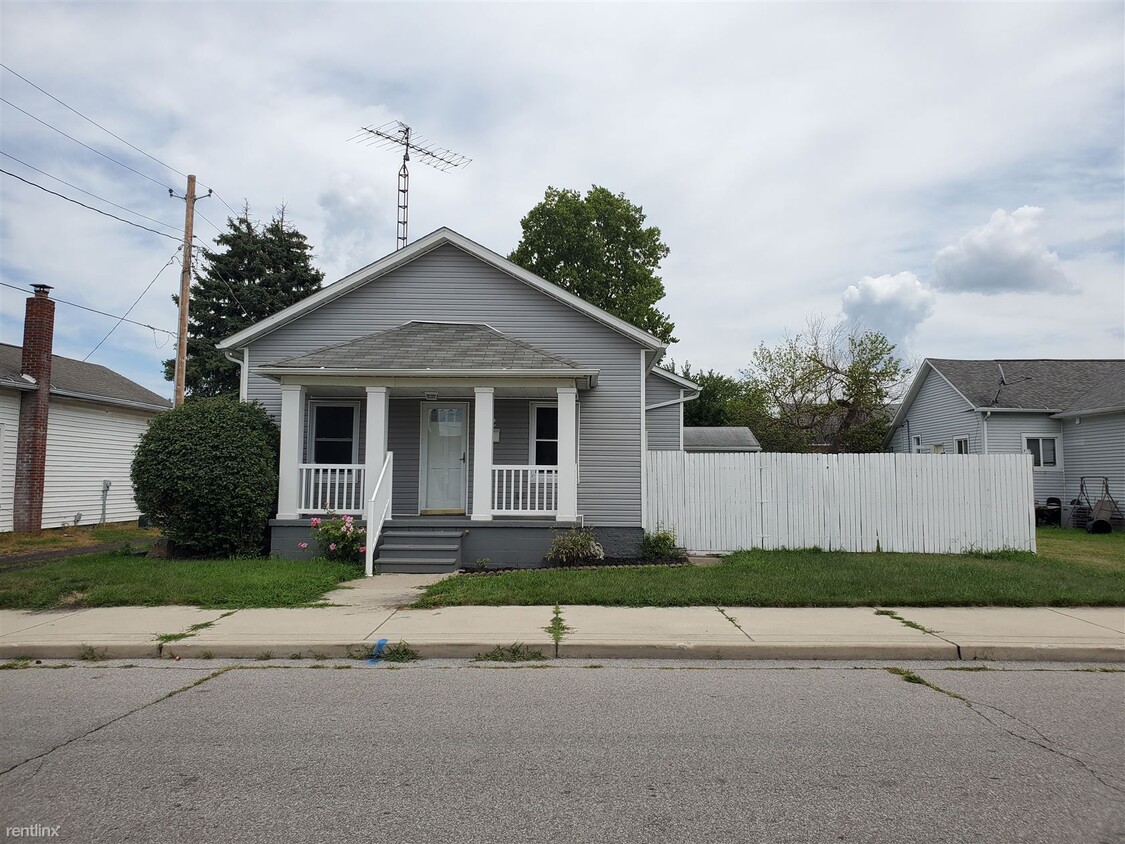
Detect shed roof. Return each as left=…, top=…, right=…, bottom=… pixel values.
left=264, top=321, right=592, bottom=375
left=0, top=343, right=170, bottom=411
left=683, top=426, right=762, bottom=452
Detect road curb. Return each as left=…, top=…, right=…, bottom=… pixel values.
left=4, top=641, right=1120, bottom=663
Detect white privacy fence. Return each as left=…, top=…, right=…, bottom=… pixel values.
left=646, top=452, right=1036, bottom=554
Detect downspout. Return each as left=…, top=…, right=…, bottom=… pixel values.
left=981, top=410, right=990, bottom=454
left=223, top=349, right=249, bottom=401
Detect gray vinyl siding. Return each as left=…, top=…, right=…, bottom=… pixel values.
left=985, top=412, right=1064, bottom=501
left=1061, top=412, right=1125, bottom=506
left=247, top=244, right=645, bottom=527
left=892, top=368, right=979, bottom=454
left=645, top=372, right=682, bottom=451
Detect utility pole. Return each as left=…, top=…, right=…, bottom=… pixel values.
left=173, top=174, right=196, bottom=407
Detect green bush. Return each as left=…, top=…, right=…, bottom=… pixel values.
left=545, top=526, right=604, bottom=566
left=639, top=526, right=686, bottom=562
left=131, top=397, right=279, bottom=557
left=309, top=514, right=365, bottom=564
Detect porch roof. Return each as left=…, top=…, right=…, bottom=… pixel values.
left=256, top=321, right=599, bottom=385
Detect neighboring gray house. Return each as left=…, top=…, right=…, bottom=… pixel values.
left=683, top=427, right=762, bottom=452
left=885, top=358, right=1125, bottom=523
left=217, top=228, right=700, bottom=570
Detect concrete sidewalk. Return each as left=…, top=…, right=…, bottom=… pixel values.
left=1, top=574, right=1122, bottom=662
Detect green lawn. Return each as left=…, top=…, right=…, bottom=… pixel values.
left=413, top=528, right=1125, bottom=609
left=0, top=553, right=360, bottom=610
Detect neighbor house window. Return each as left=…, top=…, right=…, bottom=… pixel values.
left=911, top=435, right=922, bottom=453
left=310, top=402, right=359, bottom=464
left=955, top=438, right=969, bottom=454
left=1023, top=436, right=1058, bottom=468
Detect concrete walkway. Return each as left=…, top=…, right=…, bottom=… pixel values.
left=0, top=574, right=1122, bottom=662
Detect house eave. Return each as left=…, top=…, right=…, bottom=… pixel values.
left=1052, top=405, right=1125, bottom=419
left=0, top=382, right=169, bottom=413
left=254, top=366, right=600, bottom=388
left=970, top=406, right=1062, bottom=414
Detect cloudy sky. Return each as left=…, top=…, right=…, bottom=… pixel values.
left=1, top=2, right=1122, bottom=399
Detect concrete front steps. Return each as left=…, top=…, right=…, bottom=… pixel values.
left=375, top=527, right=465, bottom=573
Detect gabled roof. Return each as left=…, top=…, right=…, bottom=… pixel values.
left=259, top=322, right=595, bottom=381
left=888, top=358, right=1125, bottom=436
left=927, top=359, right=1124, bottom=411
left=683, top=426, right=761, bottom=452
left=218, top=228, right=667, bottom=353
left=0, top=343, right=170, bottom=412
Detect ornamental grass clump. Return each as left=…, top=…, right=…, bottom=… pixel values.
left=310, top=514, right=366, bottom=565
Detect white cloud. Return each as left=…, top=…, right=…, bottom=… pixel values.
left=841, top=272, right=936, bottom=342
left=931, top=206, right=1074, bottom=294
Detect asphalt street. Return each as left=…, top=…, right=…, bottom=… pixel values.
left=1, top=659, right=1122, bottom=844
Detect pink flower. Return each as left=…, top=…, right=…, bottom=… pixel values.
left=310, top=517, right=321, bottom=527
left=329, top=543, right=337, bottom=551
left=359, top=546, right=366, bottom=554
left=297, top=542, right=309, bottom=549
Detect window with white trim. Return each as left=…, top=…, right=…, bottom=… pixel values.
left=309, top=402, right=359, bottom=464
left=911, top=435, right=922, bottom=453
left=529, top=402, right=581, bottom=473
left=955, top=437, right=970, bottom=454
left=1023, top=435, right=1059, bottom=468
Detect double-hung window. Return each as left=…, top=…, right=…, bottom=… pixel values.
left=955, top=438, right=970, bottom=454
left=310, top=402, right=359, bottom=464
left=1023, top=436, right=1058, bottom=468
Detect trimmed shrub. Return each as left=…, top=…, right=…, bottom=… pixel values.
left=545, top=526, right=604, bottom=566
left=131, top=398, right=279, bottom=557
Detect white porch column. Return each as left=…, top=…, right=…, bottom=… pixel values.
left=277, top=384, right=305, bottom=520
left=556, top=386, right=579, bottom=522
left=364, top=386, right=389, bottom=502
left=471, top=386, right=494, bottom=521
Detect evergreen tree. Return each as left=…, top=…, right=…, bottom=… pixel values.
left=509, top=186, right=676, bottom=343
left=164, top=208, right=324, bottom=398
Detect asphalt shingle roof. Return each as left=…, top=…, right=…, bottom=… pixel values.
left=271, top=322, right=588, bottom=372
left=683, top=426, right=762, bottom=451
left=0, top=343, right=170, bottom=410
left=928, top=359, right=1125, bottom=411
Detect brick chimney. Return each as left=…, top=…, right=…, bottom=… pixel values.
left=13, top=284, right=55, bottom=533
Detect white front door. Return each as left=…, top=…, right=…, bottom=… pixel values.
left=419, top=403, right=468, bottom=513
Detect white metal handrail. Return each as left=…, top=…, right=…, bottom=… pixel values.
left=299, top=464, right=366, bottom=514
left=364, top=452, right=394, bottom=576
left=492, top=465, right=558, bottom=515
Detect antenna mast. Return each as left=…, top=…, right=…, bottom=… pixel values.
left=351, top=120, right=471, bottom=250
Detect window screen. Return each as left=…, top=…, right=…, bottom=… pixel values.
left=314, top=405, right=356, bottom=464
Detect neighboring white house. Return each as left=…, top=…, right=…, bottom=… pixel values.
left=0, top=286, right=170, bottom=533
left=885, top=358, right=1125, bottom=525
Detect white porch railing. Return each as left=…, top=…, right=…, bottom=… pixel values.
left=364, top=453, right=393, bottom=577
left=492, top=465, right=558, bottom=515
left=299, top=464, right=366, bottom=515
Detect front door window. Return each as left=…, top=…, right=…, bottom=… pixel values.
left=421, top=404, right=467, bottom=512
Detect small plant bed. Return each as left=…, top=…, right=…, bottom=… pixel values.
left=415, top=532, right=1125, bottom=609
left=458, top=558, right=690, bottom=575
left=0, top=551, right=360, bottom=610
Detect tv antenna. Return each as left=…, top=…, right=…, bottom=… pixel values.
left=351, top=120, right=471, bottom=250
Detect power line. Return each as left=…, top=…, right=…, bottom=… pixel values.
left=0, top=281, right=177, bottom=337
left=84, top=247, right=182, bottom=361
left=0, top=96, right=172, bottom=191
left=0, top=62, right=188, bottom=181
left=194, top=207, right=224, bottom=234
left=1, top=167, right=183, bottom=242
left=0, top=63, right=247, bottom=230
left=0, top=150, right=181, bottom=233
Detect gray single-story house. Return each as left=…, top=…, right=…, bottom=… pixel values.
left=217, top=228, right=700, bottom=571
left=885, top=358, right=1125, bottom=526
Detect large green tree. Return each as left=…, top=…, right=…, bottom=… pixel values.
left=509, top=186, right=676, bottom=343
left=164, top=208, right=324, bottom=397
left=742, top=318, right=908, bottom=453
left=674, top=363, right=766, bottom=429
